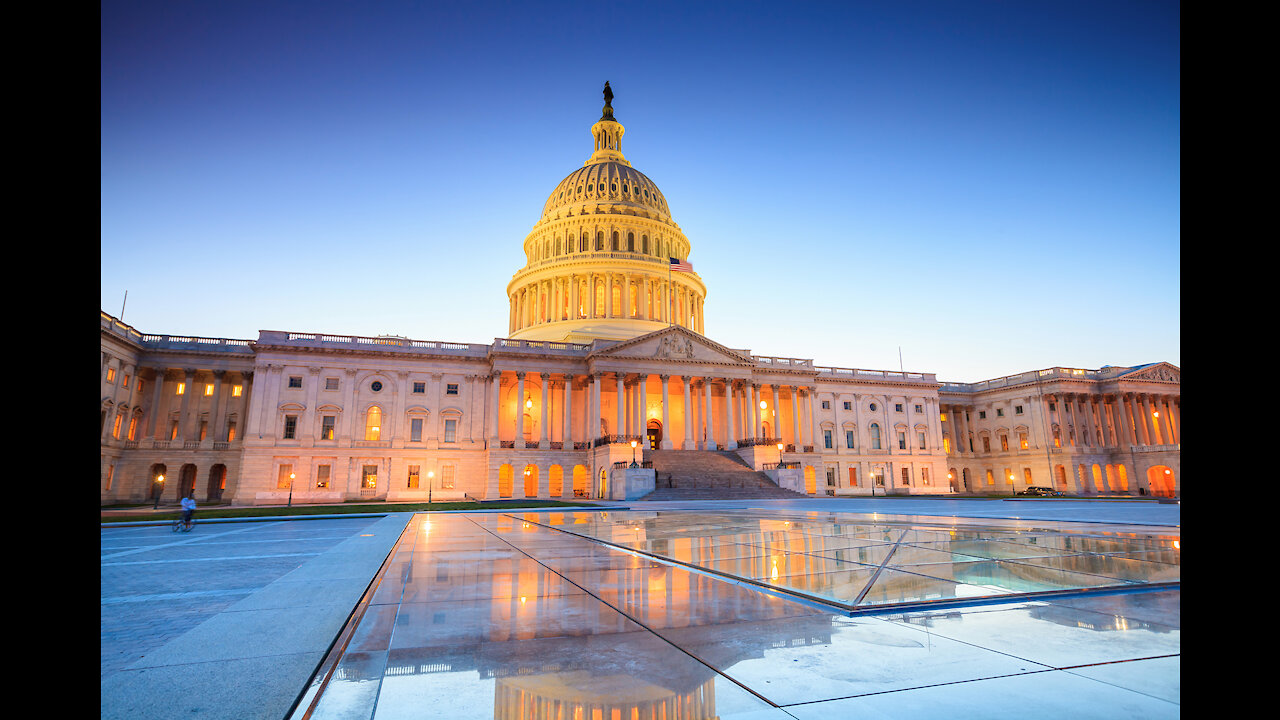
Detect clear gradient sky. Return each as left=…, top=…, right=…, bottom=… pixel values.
left=100, top=0, right=1179, bottom=383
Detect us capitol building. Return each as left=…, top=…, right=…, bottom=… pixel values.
left=99, top=85, right=1180, bottom=506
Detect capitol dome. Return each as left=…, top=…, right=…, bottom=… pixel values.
left=507, top=84, right=705, bottom=343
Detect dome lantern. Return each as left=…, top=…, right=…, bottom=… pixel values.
left=586, top=81, right=630, bottom=167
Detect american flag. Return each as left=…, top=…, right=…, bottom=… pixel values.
left=669, top=257, right=693, bottom=272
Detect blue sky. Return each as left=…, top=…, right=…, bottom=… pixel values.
left=101, top=0, right=1179, bottom=382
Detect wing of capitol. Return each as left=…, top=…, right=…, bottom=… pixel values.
left=99, top=84, right=1180, bottom=506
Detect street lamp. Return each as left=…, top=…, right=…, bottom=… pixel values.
left=427, top=470, right=435, bottom=504
left=777, top=442, right=785, bottom=465
left=287, top=471, right=296, bottom=507
left=153, top=473, right=165, bottom=509
left=869, top=470, right=877, bottom=497
left=630, top=438, right=639, bottom=468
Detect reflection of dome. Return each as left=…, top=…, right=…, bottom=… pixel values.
left=507, top=84, right=705, bottom=343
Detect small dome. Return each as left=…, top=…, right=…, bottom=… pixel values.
left=540, top=162, right=671, bottom=223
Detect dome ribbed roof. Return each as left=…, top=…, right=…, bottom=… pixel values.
left=539, top=162, right=672, bottom=223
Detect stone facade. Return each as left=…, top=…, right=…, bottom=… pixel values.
left=99, top=87, right=1179, bottom=505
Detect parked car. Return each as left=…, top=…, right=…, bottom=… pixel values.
left=1016, top=486, right=1063, bottom=497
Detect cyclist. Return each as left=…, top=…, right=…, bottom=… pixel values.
left=179, top=492, right=197, bottom=530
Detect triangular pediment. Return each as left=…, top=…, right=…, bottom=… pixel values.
left=589, top=326, right=753, bottom=365
left=1117, top=362, right=1180, bottom=383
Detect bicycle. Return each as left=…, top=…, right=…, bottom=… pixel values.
left=172, top=514, right=196, bottom=533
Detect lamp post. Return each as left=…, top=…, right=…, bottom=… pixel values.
left=287, top=471, right=296, bottom=507
left=869, top=470, right=877, bottom=497
left=777, top=442, right=785, bottom=466
left=760, top=400, right=767, bottom=442
left=630, top=438, right=639, bottom=468
left=153, top=473, right=165, bottom=509
left=427, top=470, right=435, bottom=504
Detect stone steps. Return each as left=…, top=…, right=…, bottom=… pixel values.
left=639, top=449, right=808, bottom=500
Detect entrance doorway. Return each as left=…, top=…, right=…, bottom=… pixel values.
left=647, top=420, right=662, bottom=449
left=178, top=464, right=197, bottom=501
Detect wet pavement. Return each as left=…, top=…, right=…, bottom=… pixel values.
left=294, top=508, right=1179, bottom=719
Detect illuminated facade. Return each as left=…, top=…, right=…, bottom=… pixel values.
left=99, top=86, right=1179, bottom=505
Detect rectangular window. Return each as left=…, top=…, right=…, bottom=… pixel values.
left=441, top=465, right=455, bottom=489
left=1048, top=402, right=1056, bottom=411
left=127, top=416, right=138, bottom=441
left=1053, top=428, right=1061, bottom=447
left=1004, top=468, right=1014, bottom=484
left=901, top=467, right=910, bottom=485
left=408, top=465, right=420, bottom=489
left=361, top=465, right=377, bottom=489
left=1019, top=432, right=1029, bottom=450
left=199, top=421, right=207, bottom=441
left=413, top=382, right=426, bottom=394
left=918, top=432, right=926, bottom=450
left=176, top=382, right=185, bottom=396
left=1015, top=405, right=1024, bottom=415
left=843, top=401, right=852, bottom=410
left=105, top=464, right=114, bottom=491
left=277, top=464, right=294, bottom=489
left=233, top=385, right=243, bottom=397
left=848, top=466, right=858, bottom=486
left=321, top=416, right=335, bottom=440
left=444, top=419, right=457, bottom=443
left=915, top=404, right=923, bottom=413
left=996, top=408, right=1004, bottom=417
left=106, top=367, right=116, bottom=383
left=1000, top=434, right=1009, bottom=452
left=826, top=468, right=836, bottom=486
left=897, top=431, right=906, bottom=450
left=982, top=436, right=991, bottom=453
left=170, top=420, right=179, bottom=440
left=986, top=469, right=995, bottom=485
left=112, top=413, right=123, bottom=438
left=288, top=376, right=302, bottom=389
left=325, top=377, right=339, bottom=391
left=978, top=410, right=985, bottom=419
left=922, top=467, right=930, bottom=485
left=822, top=400, right=830, bottom=410
left=226, top=421, right=236, bottom=442
left=446, top=383, right=459, bottom=395
left=845, top=430, right=855, bottom=449
left=823, top=429, right=833, bottom=449
left=1023, top=468, right=1033, bottom=485
left=943, top=436, right=951, bottom=453
left=316, top=465, right=331, bottom=488
left=122, top=374, right=130, bottom=389
left=410, top=418, right=423, bottom=442
left=205, top=384, right=214, bottom=396
left=283, top=415, right=297, bottom=439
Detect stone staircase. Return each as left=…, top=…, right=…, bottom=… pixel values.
left=640, top=449, right=808, bottom=500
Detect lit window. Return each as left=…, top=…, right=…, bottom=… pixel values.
left=127, top=416, right=138, bottom=441
left=122, top=374, right=130, bottom=389
left=444, top=419, right=457, bottom=443
left=1023, top=468, right=1034, bottom=485
left=407, top=465, right=420, bottom=489
left=112, top=413, right=123, bottom=439
left=922, top=468, right=930, bottom=485
left=986, top=470, right=995, bottom=485
left=1000, top=434, right=1009, bottom=452
left=1019, top=432, right=1029, bottom=450
left=205, top=384, right=214, bottom=396
left=982, top=436, right=991, bottom=453
left=901, top=467, right=910, bottom=485
left=321, top=416, right=335, bottom=440
left=277, top=464, right=294, bottom=489
left=441, top=465, right=455, bottom=489
left=361, top=465, right=377, bottom=489
left=365, top=407, right=382, bottom=441
left=316, top=465, right=331, bottom=488
left=176, top=382, right=185, bottom=396
left=106, top=367, right=116, bottom=383
left=233, top=385, right=243, bottom=397
left=227, top=421, right=236, bottom=442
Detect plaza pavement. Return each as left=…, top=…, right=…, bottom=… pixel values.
left=100, top=497, right=1178, bottom=719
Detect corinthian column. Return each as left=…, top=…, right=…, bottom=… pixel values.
left=726, top=381, right=738, bottom=450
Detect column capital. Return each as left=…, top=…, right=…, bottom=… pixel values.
left=540, top=372, right=552, bottom=381
left=515, top=371, right=526, bottom=380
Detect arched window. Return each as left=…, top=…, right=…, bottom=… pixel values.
left=627, top=232, right=635, bottom=252
left=365, top=406, right=383, bottom=441
left=612, top=231, right=620, bottom=251
left=642, top=235, right=649, bottom=254
left=870, top=423, right=881, bottom=449
left=596, top=232, right=605, bottom=251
